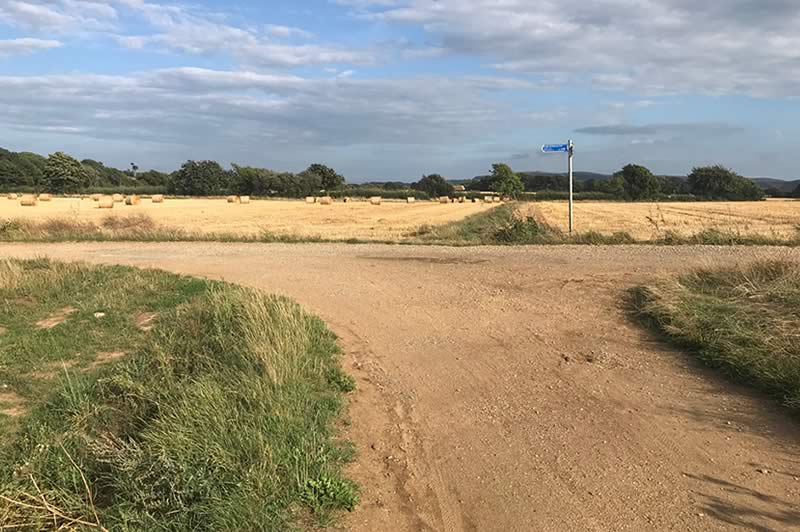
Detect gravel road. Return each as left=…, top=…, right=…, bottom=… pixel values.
left=2, top=242, right=799, bottom=531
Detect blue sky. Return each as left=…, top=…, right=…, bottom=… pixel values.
left=0, top=0, right=798, bottom=181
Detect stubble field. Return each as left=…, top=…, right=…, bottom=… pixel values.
left=0, top=197, right=488, bottom=240
left=525, top=199, right=800, bottom=239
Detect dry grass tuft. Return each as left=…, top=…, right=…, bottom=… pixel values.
left=632, top=259, right=800, bottom=411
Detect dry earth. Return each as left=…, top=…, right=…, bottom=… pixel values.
left=527, top=199, right=800, bottom=239
left=2, top=242, right=799, bottom=531
left=0, top=197, right=487, bottom=240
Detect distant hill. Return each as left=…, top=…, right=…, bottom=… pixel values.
left=752, top=178, right=800, bottom=194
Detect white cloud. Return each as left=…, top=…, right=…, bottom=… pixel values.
left=266, top=24, right=315, bottom=39
left=0, top=37, right=61, bottom=57
left=341, top=0, right=800, bottom=97
left=0, top=0, right=117, bottom=31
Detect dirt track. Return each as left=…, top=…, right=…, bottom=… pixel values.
left=2, top=242, right=799, bottom=531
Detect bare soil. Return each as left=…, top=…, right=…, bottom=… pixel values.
left=35, top=306, right=76, bottom=329
left=2, top=242, right=799, bottom=531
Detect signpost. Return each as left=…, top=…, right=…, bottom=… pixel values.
left=541, top=140, right=575, bottom=233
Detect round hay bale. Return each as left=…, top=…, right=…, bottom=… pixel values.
left=493, top=196, right=501, bottom=203
left=19, top=194, right=37, bottom=207
left=98, top=197, right=114, bottom=209
left=407, top=197, right=416, bottom=204
left=38, top=193, right=53, bottom=202
left=305, top=196, right=317, bottom=204
left=484, top=196, right=494, bottom=204
left=458, top=196, right=465, bottom=203
left=112, top=194, right=124, bottom=203
left=239, top=196, right=251, bottom=204
left=370, top=196, right=382, bottom=206
left=343, top=197, right=351, bottom=203
left=439, top=196, right=450, bottom=204
left=125, top=195, right=141, bottom=206
left=7, top=193, right=18, bottom=200
left=319, top=196, right=333, bottom=205
left=227, top=195, right=239, bottom=203
left=90, top=193, right=102, bottom=201
left=151, top=194, right=164, bottom=203
left=472, top=198, right=478, bottom=203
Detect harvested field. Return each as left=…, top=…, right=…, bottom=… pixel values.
left=526, top=199, right=800, bottom=239
left=0, top=197, right=489, bottom=240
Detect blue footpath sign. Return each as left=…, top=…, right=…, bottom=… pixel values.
left=542, top=144, right=569, bottom=153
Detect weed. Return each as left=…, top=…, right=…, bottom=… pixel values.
left=631, top=259, right=800, bottom=412
left=0, top=259, right=356, bottom=529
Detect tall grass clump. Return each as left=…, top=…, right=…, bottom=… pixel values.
left=632, top=259, right=800, bottom=411
left=0, top=259, right=356, bottom=530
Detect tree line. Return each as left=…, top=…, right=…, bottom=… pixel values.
left=465, top=163, right=767, bottom=201
left=0, top=146, right=780, bottom=201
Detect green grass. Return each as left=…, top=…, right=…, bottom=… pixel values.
left=631, top=259, right=800, bottom=412
left=0, top=258, right=356, bottom=530
left=412, top=204, right=636, bottom=245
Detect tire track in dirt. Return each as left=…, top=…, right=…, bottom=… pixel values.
left=2, top=242, right=799, bottom=531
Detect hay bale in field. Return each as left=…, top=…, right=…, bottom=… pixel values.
left=38, top=193, right=52, bottom=202
left=407, top=197, right=416, bottom=204
left=112, top=194, right=124, bottom=203
left=370, top=196, right=382, bottom=206
left=151, top=194, right=164, bottom=203
left=98, top=197, right=114, bottom=209
left=305, top=196, right=317, bottom=204
left=458, top=196, right=465, bottom=203
left=439, top=196, right=450, bottom=204
left=472, top=198, right=478, bottom=203
left=227, top=195, right=239, bottom=203
left=90, top=193, right=102, bottom=201
left=493, top=196, right=501, bottom=203
left=19, top=194, right=37, bottom=206
left=343, top=197, right=351, bottom=203
left=484, top=196, right=494, bottom=204
left=319, top=196, right=333, bottom=205
left=7, top=193, right=18, bottom=200
left=125, top=195, right=141, bottom=206
left=239, top=196, right=251, bottom=204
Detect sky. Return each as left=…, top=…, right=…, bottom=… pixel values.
left=0, top=0, right=799, bottom=181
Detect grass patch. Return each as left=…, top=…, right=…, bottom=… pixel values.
left=0, top=258, right=356, bottom=529
left=631, top=259, right=800, bottom=412
left=412, top=204, right=636, bottom=245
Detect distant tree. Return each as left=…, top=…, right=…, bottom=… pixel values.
left=306, top=164, right=345, bottom=190
left=42, top=152, right=89, bottom=193
left=491, top=163, right=523, bottom=198
left=521, top=173, right=569, bottom=192
left=168, top=160, right=230, bottom=196
left=658, top=175, right=689, bottom=196
left=615, top=164, right=660, bottom=200
left=412, top=174, right=454, bottom=197
left=231, top=164, right=279, bottom=196
left=138, top=169, right=170, bottom=187
left=598, top=174, right=625, bottom=197
left=687, top=165, right=764, bottom=201
left=130, top=163, right=139, bottom=178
